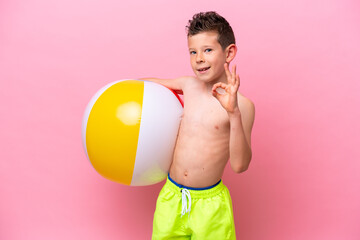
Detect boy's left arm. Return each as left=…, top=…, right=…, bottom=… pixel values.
left=227, top=98, right=255, bottom=172
left=212, top=63, right=255, bottom=173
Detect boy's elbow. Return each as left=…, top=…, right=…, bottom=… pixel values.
left=231, top=165, right=249, bottom=173
left=232, top=156, right=252, bottom=173
left=233, top=164, right=249, bottom=173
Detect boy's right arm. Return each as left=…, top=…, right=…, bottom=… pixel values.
left=139, top=77, right=192, bottom=95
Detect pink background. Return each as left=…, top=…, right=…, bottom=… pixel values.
left=1, top=0, right=359, bottom=239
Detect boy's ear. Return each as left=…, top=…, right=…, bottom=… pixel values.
left=225, top=44, right=237, bottom=63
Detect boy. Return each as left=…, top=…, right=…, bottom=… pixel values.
left=142, top=11, right=255, bottom=239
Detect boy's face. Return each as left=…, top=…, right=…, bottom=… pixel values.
left=187, top=31, right=227, bottom=83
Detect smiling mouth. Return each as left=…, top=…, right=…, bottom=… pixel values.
left=197, top=67, right=210, bottom=73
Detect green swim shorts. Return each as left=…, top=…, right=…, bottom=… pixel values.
left=152, top=174, right=236, bottom=239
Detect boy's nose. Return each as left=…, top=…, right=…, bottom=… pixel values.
left=196, top=54, right=204, bottom=63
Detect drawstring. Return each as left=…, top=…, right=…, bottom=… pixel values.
left=181, top=188, right=191, bottom=217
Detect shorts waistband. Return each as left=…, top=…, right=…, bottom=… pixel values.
left=166, top=173, right=225, bottom=199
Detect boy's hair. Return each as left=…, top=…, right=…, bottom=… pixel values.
left=186, top=11, right=236, bottom=50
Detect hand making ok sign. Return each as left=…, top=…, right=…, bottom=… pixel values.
left=212, top=63, right=241, bottom=114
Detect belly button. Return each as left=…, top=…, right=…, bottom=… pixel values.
left=184, top=171, right=188, bottom=176
left=215, top=125, right=219, bottom=130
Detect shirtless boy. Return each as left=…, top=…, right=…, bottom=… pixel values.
left=142, top=11, right=255, bottom=239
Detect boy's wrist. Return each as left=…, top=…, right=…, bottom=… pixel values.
left=228, top=107, right=241, bottom=118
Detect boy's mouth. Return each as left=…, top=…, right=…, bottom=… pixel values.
left=197, top=67, right=210, bottom=73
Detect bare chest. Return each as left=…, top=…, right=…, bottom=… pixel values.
left=182, top=90, right=230, bottom=133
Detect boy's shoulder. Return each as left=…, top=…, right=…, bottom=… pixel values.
left=238, top=92, right=254, bottom=107
left=175, top=76, right=198, bottom=92
left=177, top=76, right=197, bottom=84
left=237, top=92, right=255, bottom=116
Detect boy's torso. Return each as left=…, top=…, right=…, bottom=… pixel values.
left=169, top=77, right=244, bottom=188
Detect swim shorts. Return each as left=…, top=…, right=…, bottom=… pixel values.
left=152, top=174, right=236, bottom=239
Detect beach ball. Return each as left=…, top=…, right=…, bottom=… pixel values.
left=81, top=79, right=183, bottom=186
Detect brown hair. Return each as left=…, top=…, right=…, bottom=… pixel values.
left=186, top=11, right=236, bottom=50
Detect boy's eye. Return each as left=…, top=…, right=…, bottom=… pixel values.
left=190, top=51, right=196, bottom=55
left=205, top=49, right=212, bottom=52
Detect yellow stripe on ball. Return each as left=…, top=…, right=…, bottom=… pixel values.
left=86, top=80, right=144, bottom=185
